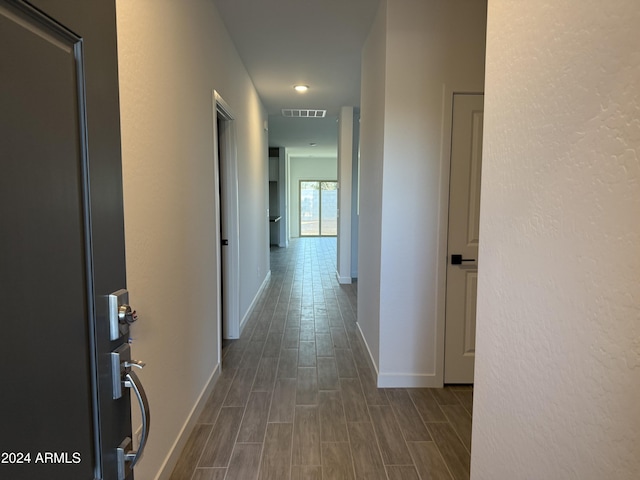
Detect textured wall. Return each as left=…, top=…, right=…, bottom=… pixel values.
left=472, top=1, right=640, bottom=478
left=116, top=1, right=268, bottom=477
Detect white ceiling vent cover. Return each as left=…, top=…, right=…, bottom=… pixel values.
left=282, top=108, right=326, bottom=118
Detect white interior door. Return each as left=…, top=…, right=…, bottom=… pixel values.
left=215, top=92, right=240, bottom=340
left=444, top=93, right=484, bottom=384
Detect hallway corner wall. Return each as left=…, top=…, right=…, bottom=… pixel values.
left=357, top=0, right=387, bottom=374
left=337, top=106, right=354, bottom=284
left=115, top=1, right=268, bottom=478
left=351, top=112, right=360, bottom=280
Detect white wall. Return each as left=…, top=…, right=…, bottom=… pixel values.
left=116, top=1, right=268, bottom=478
left=288, top=157, right=338, bottom=237
left=358, top=0, right=387, bottom=372
left=337, top=106, right=354, bottom=284
left=351, top=113, right=360, bottom=279
left=472, top=1, right=640, bottom=478
left=358, top=0, right=486, bottom=385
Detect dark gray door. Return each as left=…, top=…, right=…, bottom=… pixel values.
left=0, top=1, right=141, bottom=479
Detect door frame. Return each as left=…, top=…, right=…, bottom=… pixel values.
left=213, top=91, right=240, bottom=341
left=436, top=86, right=484, bottom=386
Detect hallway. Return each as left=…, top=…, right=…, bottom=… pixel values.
left=169, top=238, right=473, bottom=480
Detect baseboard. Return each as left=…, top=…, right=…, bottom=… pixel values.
left=355, top=321, right=379, bottom=376
left=154, top=364, right=221, bottom=480
left=336, top=271, right=352, bottom=284
left=355, top=322, right=442, bottom=388
left=239, top=270, right=272, bottom=335
left=377, top=372, right=441, bottom=388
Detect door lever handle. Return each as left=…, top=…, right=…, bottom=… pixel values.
left=451, top=254, right=476, bottom=265
left=124, top=360, right=145, bottom=370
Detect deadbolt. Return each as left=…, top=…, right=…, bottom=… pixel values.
left=118, top=304, right=138, bottom=325
left=109, top=289, right=138, bottom=340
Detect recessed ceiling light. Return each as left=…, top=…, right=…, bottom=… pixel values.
left=294, top=85, right=309, bottom=93
left=309, top=142, right=317, bottom=147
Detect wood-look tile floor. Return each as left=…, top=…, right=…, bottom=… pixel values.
left=170, top=237, right=473, bottom=480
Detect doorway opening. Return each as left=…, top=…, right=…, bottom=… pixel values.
left=299, top=180, right=338, bottom=236
left=214, top=91, right=240, bottom=343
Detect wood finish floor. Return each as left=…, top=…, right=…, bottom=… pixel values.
left=169, top=238, right=473, bottom=480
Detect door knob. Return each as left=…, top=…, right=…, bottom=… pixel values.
left=451, top=254, right=476, bottom=265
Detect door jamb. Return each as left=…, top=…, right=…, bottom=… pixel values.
left=436, top=86, right=484, bottom=386
left=213, top=91, right=240, bottom=343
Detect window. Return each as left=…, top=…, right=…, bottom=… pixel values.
left=299, top=180, right=337, bottom=236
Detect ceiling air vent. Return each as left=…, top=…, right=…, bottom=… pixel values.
left=282, top=108, right=326, bottom=118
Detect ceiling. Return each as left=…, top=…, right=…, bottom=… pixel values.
left=213, top=0, right=380, bottom=158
